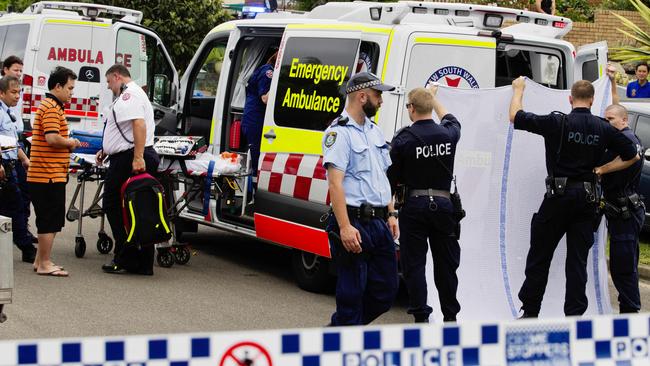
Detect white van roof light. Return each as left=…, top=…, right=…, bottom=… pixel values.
left=26, top=1, right=143, bottom=23
left=308, top=1, right=572, bottom=38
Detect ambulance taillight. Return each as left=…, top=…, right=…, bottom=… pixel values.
left=21, top=74, right=33, bottom=119
left=552, top=21, right=566, bottom=28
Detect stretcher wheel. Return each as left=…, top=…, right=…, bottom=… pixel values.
left=66, top=209, right=79, bottom=222
left=173, top=246, right=191, bottom=265
left=96, top=234, right=113, bottom=254
left=74, top=237, right=86, bottom=258
left=156, top=250, right=174, bottom=268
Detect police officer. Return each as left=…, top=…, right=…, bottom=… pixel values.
left=510, top=77, right=639, bottom=317
left=323, top=72, right=399, bottom=326
left=387, top=85, right=461, bottom=323
left=595, top=102, right=644, bottom=313
left=0, top=75, right=34, bottom=263
left=242, top=49, right=276, bottom=178
left=98, top=64, right=160, bottom=275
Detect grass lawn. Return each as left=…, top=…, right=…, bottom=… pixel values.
left=606, top=233, right=650, bottom=266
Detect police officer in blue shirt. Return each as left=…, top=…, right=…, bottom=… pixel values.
left=510, top=77, right=639, bottom=317
left=323, top=72, right=399, bottom=326
left=387, top=85, right=461, bottom=323
left=595, top=103, right=644, bottom=313
left=626, top=63, right=650, bottom=99
left=242, top=50, right=277, bottom=177
left=0, top=75, right=35, bottom=263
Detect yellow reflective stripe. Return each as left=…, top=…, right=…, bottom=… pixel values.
left=599, top=64, right=603, bottom=77
left=209, top=118, right=215, bottom=144
left=380, top=29, right=395, bottom=82
left=208, top=21, right=235, bottom=35
left=126, top=200, right=136, bottom=243
left=286, top=23, right=391, bottom=34
left=260, top=125, right=323, bottom=155
left=414, top=37, right=496, bottom=49
left=157, top=192, right=171, bottom=234
left=46, top=19, right=109, bottom=27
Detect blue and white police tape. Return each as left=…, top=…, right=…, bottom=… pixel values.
left=1, top=313, right=650, bottom=365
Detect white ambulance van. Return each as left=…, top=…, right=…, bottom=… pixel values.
left=173, top=1, right=607, bottom=291
left=1, top=1, right=178, bottom=133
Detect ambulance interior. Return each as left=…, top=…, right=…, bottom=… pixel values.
left=495, top=44, right=566, bottom=89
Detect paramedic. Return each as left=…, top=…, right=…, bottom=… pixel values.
left=2, top=55, right=37, bottom=245
left=594, top=71, right=645, bottom=313
left=98, top=64, right=159, bottom=275
left=510, top=77, right=638, bottom=317
left=28, top=67, right=80, bottom=277
left=323, top=72, right=399, bottom=326
left=387, top=85, right=461, bottom=323
left=0, top=76, right=34, bottom=263
left=241, top=50, right=276, bottom=179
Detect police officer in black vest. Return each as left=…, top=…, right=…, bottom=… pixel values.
left=387, top=84, right=461, bottom=323
left=510, top=77, right=639, bottom=318
left=595, top=103, right=644, bottom=313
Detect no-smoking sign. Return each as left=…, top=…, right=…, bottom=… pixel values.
left=219, top=341, right=273, bottom=366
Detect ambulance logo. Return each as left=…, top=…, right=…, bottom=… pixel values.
left=37, top=76, right=46, bottom=87
left=427, top=66, right=479, bottom=89
left=122, top=92, right=131, bottom=101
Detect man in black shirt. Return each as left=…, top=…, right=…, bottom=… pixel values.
left=510, top=77, right=639, bottom=317
left=388, top=85, right=461, bottom=323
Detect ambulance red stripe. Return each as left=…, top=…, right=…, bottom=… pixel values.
left=254, top=213, right=330, bottom=257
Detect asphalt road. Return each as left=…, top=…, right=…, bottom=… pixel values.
left=1, top=182, right=650, bottom=340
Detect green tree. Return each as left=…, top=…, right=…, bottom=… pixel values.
left=610, top=0, right=650, bottom=64
left=0, top=0, right=232, bottom=73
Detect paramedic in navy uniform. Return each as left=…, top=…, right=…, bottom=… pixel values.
left=510, top=77, right=638, bottom=317
left=387, top=84, right=461, bottom=323
left=97, top=64, right=160, bottom=275
left=242, top=50, right=276, bottom=179
left=322, top=72, right=399, bottom=326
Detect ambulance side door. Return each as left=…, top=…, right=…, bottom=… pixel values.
left=574, top=41, right=608, bottom=83
left=400, top=31, right=496, bottom=127
left=86, top=22, right=112, bottom=131
left=255, top=28, right=361, bottom=256
left=112, top=23, right=179, bottom=135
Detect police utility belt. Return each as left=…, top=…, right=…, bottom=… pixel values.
left=346, top=204, right=388, bottom=221
left=408, top=188, right=450, bottom=199
left=602, top=193, right=645, bottom=220
left=545, top=176, right=597, bottom=202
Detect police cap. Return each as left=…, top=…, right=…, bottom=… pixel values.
left=346, top=72, right=395, bottom=94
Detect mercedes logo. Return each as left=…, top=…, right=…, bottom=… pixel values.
left=85, top=69, right=95, bottom=80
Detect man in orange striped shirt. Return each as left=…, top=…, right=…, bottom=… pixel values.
left=28, top=66, right=80, bottom=277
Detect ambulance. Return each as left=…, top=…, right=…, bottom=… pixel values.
left=1, top=1, right=178, bottom=133
left=172, top=1, right=608, bottom=292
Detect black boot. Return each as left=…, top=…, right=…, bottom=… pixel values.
left=414, top=315, right=429, bottom=323
left=20, top=245, right=36, bottom=263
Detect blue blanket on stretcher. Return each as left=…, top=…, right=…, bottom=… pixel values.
left=70, top=130, right=102, bottom=154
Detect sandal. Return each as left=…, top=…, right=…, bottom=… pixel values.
left=37, top=268, right=68, bottom=277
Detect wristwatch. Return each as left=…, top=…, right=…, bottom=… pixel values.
left=388, top=211, right=399, bottom=219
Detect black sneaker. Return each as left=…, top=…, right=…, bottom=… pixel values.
left=518, top=312, right=538, bottom=319
left=30, top=234, right=38, bottom=244
left=21, top=246, right=36, bottom=263
left=414, top=316, right=430, bottom=323
left=102, top=261, right=125, bottom=274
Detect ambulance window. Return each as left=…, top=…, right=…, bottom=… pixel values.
left=582, top=60, right=599, bottom=82
left=635, top=115, right=650, bottom=148
left=191, top=43, right=226, bottom=98
left=357, top=42, right=380, bottom=75
left=496, top=48, right=565, bottom=89
left=0, top=24, right=29, bottom=60
left=274, top=37, right=359, bottom=131
left=116, top=29, right=150, bottom=87
left=150, top=44, right=175, bottom=107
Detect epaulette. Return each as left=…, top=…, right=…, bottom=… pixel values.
left=392, top=125, right=409, bottom=140
left=330, top=115, right=349, bottom=127
left=550, top=110, right=566, bottom=116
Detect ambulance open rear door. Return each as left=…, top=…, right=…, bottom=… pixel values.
left=574, top=41, right=608, bottom=83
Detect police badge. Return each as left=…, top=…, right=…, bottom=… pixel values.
left=325, top=131, right=337, bottom=148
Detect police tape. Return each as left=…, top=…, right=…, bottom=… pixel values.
left=1, top=313, right=650, bottom=365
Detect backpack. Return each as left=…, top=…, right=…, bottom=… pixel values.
left=120, top=173, right=172, bottom=246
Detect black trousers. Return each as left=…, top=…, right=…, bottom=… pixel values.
left=518, top=188, right=598, bottom=316
left=399, top=196, right=461, bottom=321
left=103, top=147, right=160, bottom=270
left=608, top=205, right=644, bottom=313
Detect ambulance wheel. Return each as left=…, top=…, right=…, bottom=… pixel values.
left=173, top=246, right=191, bottom=265
left=157, top=250, right=174, bottom=268
left=173, top=218, right=198, bottom=242
left=291, top=250, right=333, bottom=293
left=74, top=237, right=86, bottom=258
left=96, top=234, right=113, bottom=254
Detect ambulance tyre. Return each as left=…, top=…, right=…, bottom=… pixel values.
left=74, top=237, right=86, bottom=258
left=96, top=234, right=113, bottom=254
left=291, top=250, right=332, bottom=293
left=157, top=249, right=175, bottom=268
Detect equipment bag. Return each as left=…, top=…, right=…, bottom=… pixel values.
left=120, top=173, right=172, bottom=246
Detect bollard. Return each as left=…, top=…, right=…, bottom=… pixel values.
left=0, top=215, right=12, bottom=323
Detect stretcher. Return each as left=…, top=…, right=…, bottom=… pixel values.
left=67, top=147, right=250, bottom=268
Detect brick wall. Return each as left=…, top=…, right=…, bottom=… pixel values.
left=565, top=10, right=650, bottom=49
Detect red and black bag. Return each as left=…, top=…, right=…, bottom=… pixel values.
left=120, top=173, right=172, bottom=247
